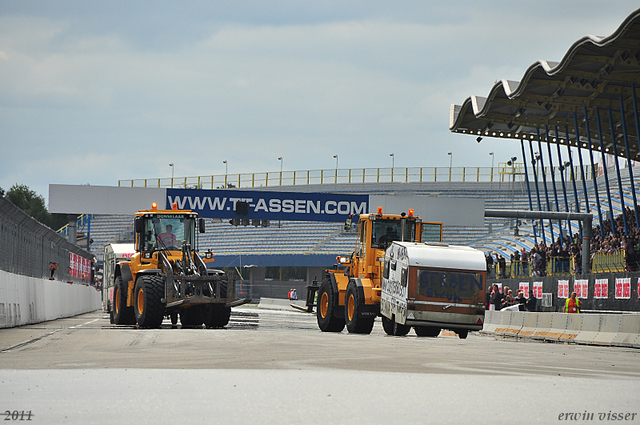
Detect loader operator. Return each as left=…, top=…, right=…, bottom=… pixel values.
left=377, top=226, right=399, bottom=247
left=157, top=224, right=178, bottom=248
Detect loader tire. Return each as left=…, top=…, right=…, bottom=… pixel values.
left=204, top=279, right=228, bottom=299
left=113, top=276, right=135, bottom=325
left=180, top=306, right=205, bottom=328
left=345, top=282, right=374, bottom=334
left=204, top=304, right=231, bottom=329
left=317, top=279, right=345, bottom=332
left=414, top=326, right=441, bottom=337
left=456, top=330, right=469, bottom=339
left=382, top=315, right=410, bottom=336
left=134, top=275, right=165, bottom=328
left=382, top=315, right=394, bottom=336
left=219, top=280, right=228, bottom=298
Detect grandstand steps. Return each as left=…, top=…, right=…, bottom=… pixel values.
left=310, top=227, right=344, bottom=253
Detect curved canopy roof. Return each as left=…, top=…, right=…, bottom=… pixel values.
left=450, top=8, right=640, bottom=160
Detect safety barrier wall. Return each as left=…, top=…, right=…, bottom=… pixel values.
left=0, top=270, right=102, bottom=329
left=481, top=310, right=640, bottom=348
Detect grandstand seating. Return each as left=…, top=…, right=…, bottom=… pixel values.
left=74, top=166, right=640, bottom=265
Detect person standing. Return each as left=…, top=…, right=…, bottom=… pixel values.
left=564, top=291, right=582, bottom=313
left=515, top=291, right=526, bottom=311
left=490, top=284, right=503, bottom=311
left=526, top=290, right=537, bottom=312
left=49, top=262, right=58, bottom=280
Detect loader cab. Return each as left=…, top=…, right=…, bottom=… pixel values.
left=353, top=209, right=443, bottom=279
left=354, top=209, right=423, bottom=279
left=135, top=209, right=201, bottom=254
left=359, top=209, right=422, bottom=250
left=371, top=218, right=418, bottom=249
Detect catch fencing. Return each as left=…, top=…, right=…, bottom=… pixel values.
left=0, top=197, right=94, bottom=284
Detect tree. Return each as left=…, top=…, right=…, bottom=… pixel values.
left=6, top=184, right=67, bottom=230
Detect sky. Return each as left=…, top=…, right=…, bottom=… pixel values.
left=1, top=1, right=638, bottom=202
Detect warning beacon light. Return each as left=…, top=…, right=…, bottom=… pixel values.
left=377, top=206, right=383, bottom=215
left=408, top=209, right=414, bottom=217
left=151, top=202, right=158, bottom=210
left=172, top=203, right=178, bottom=210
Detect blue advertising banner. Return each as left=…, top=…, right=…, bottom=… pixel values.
left=166, top=189, right=369, bottom=222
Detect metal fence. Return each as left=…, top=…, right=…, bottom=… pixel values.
left=492, top=251, right=629, bottom=279
left=118, top=163, right=594, bottom=189
left=0, top=197, right=94, bottom=283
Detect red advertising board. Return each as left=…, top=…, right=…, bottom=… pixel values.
left=557, top=280, right=569, bottom=298
left=615, top=278, right=631, bottom=299
left=69, top=253, right=90, bottom=281
left=519, top=282, right=529, bottom=298
left=533, top=281, right=543, bottom=298
left=594, top=278, right=608, bottom=299
left=574, top=279, right=589, bottom=298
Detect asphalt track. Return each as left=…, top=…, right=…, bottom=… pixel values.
left=1, top=307, right=638, bottom=424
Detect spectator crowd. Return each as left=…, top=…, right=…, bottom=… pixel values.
left=485, top=207, right=640, bottom=277
left=487, top=283, right=537, bottom=312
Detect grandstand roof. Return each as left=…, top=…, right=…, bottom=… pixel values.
left=450, top=8, right=640, bottom=159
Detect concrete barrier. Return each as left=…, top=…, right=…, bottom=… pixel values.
left=517, top=310, right=539, bottom=338
left=0, top=270, right=101, bottom=329
left=482, top=310, right=640, bottom=348
left=482, top=310, right=500, bottom=333
left=257, top=297, right=307, bottom=311
left=612, top=315, right=640, bottom=348
left=492, top=309, right=514, bottom=336
left=531, top=312, right=553, bottom=341
left=593, top=314, right=621, bottom=346
left=573, top=314, right=601, bottom=345
left=508, top=311, right=526, bottom=337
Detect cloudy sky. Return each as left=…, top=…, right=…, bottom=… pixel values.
left=1, top=1, right=638, bottom=200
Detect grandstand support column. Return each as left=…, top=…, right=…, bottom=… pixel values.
left=485, top=209, right=591, bottom=277
left=573, top=113, right=591, bottom=216
left=564, top=124, right=583, bottom=239
left=607, top=107, right=629, bottom=235
left=633, top=83, right=640, bottom=228
left=583, top=106, right=604, bottom=238
left=536, top=128, right=554, bottom=242
left=545, top=125, right=564, bottom=242
left=554, top=126, right=572, bottom=236
left=619, top=94, right=640, bottom=230
left=520, top=139, right=534, bottom=212
left=67, top=214, right=77, bottom=246
left=529, top=139, right=545, bottom=242
left=520, top=139, right=536, bottom=243
left=594, top=108, right=616, bottom=236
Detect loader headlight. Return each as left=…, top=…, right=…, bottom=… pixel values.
left=143, top=252, right=152, bottom=259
